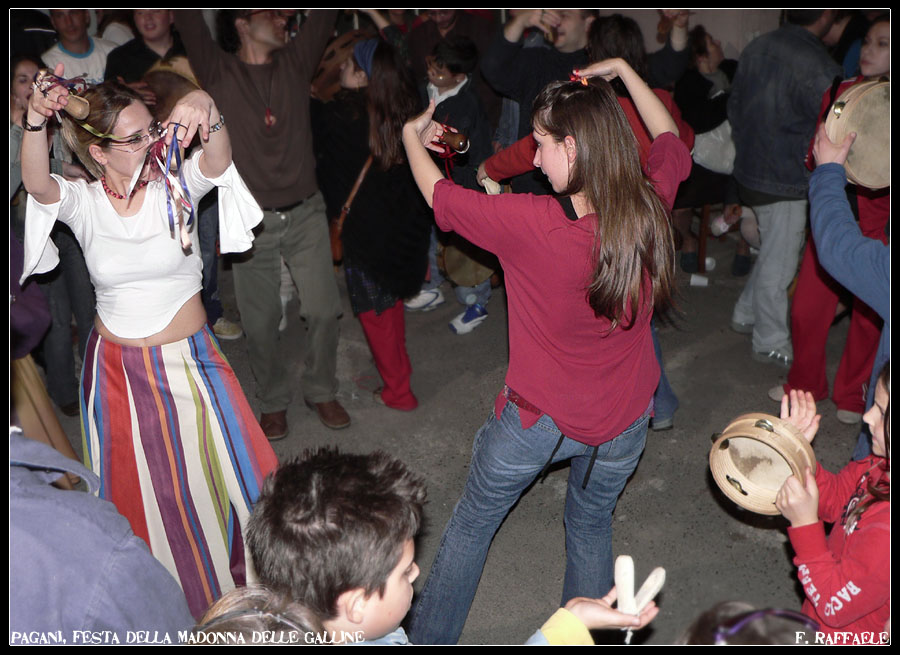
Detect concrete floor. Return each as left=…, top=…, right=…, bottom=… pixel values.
left=53, top=229, right=860, bottom=644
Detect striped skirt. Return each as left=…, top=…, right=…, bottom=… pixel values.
left=79, top=325, right=279, bottom=619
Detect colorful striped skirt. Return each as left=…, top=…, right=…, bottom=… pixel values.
left=79, top=325, right=279, bottom=619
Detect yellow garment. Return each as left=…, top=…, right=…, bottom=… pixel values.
left=539, top=608, right=594, bottom=646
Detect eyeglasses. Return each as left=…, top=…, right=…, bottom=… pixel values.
left=104, top=121, right=166, bottom=153
left=714, top=609, right=819, bottom=645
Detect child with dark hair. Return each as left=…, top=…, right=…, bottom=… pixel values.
left=405, top=35, right=496, bottom=334
left=774, top=363, right=890, bottom=639
left=426, top=35, right=492, bottom=191
left=247, top=447, right=657, bottom=645
left=247, top=447, right=424, bottom=644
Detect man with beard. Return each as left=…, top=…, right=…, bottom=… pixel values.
left=175, top=10, right=348, bottom=438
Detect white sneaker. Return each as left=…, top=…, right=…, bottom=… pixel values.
left=752, top=349, right=792, bottom=369
left=836, top=409, right=862, bottom=425
left=449, top=304, right=488, bottom=334
left=404, top=288, right=445, bottom=312
left=213, top=317, right=243, bottom=341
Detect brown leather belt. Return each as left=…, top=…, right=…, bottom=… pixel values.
left=262, top=192, right=315, bottom=214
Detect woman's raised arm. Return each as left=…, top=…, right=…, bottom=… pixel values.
left=165, top=89, right=232, bottom=179
left=21, top=64, right=66, bottom=204
left=401, top=100, right=446, bottom=208
left=578, top=58, right=678, bottom=139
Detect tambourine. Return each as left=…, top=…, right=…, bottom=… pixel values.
left=824, top=79, right=890, bottom=189
left=709, top=413, right=816, bottom=515
left=311, top=29, right=369, bottom=102
left=142, top=56, right=201, bottom=123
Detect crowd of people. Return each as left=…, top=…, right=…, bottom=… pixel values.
left=9, top=8, right=890, bottom=645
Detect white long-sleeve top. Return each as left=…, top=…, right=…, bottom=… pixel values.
left=21, top=151, right=262, bottom=338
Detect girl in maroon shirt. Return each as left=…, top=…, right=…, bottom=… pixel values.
left=400, top=59, right=690, bottom=644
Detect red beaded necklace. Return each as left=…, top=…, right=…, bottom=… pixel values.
left=101, top=176, right=148, bottom=199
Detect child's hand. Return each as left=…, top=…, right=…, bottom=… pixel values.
left=564, top=587, right=659, bottom=631
left=779, top=389, right=821, bottom=444
left=775, top=467, right=819, bottom=527
left=476, top=161, right=489, bottom=187
left=403, top=99, right=445, bottom=154
left=813, top=123, right=855, bottom=167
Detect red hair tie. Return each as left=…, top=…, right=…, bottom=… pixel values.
left=569, top=71, right=589, bottom=86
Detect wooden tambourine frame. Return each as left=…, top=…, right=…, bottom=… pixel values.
left=824, top=79, right=890, bottom=189
left=709, top=413, right=816, bottom=515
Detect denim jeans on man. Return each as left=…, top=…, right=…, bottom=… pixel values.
left=731, top=199, right=808, bottom=355
left=407, top=400, right=649, bottom=644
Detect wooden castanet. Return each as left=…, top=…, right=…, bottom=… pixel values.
left=438, top=130, right=469, bottom=154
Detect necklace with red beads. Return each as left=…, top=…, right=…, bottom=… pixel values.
left=101, top=176, right=148, bottom=199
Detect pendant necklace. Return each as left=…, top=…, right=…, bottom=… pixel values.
left=247, top=65, right=277, bottom=129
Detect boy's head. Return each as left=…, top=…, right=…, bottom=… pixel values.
left=247, top=448, right=426, bottom=641
left=427, top=36, right=478, bottom=91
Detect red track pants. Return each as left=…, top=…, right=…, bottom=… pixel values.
left=783, top=194, right=888, bottom=412
left=358, top=300, right=418, bottom=411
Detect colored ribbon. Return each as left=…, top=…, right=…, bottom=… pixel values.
left=433, top=123, right=459, bottom=178
left=148, top=125, right=195, bottom=250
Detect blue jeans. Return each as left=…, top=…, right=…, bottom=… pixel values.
left=407, top=400, right=649, bottom=644
left=651, top=319, right=679, bottom=422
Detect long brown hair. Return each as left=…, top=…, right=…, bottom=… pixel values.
left=532, top=78, right=675, bottom=329
left=846, top=361, right=890, bottom=526
left=365, top=42, right=420, bottom=169
left=59, top=81, right=143, bottom=180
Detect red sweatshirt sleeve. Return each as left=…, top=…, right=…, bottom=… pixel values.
left=788, top=508, right=890, bottom=629
left=645, top=132, right=692, bottom=211
left=787, top=460, right=890, bottom=630
left=815, top=459, right=880, bottom=523
left=483, top=135, right=536, bottom=182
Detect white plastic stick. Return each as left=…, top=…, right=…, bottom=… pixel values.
left=634, top=567, right=666, bottom=612
left=615, top=555, right=637, bottom=615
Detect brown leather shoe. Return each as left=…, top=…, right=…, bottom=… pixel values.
left=260, top=410, right=288, bottom=441
left=305, top=399, right=351, bottom=430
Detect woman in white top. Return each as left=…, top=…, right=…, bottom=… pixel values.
left=20, top=63, right=279, bottom=619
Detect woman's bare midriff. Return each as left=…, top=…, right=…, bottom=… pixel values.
left=94, top=293, right=208, bottom=347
